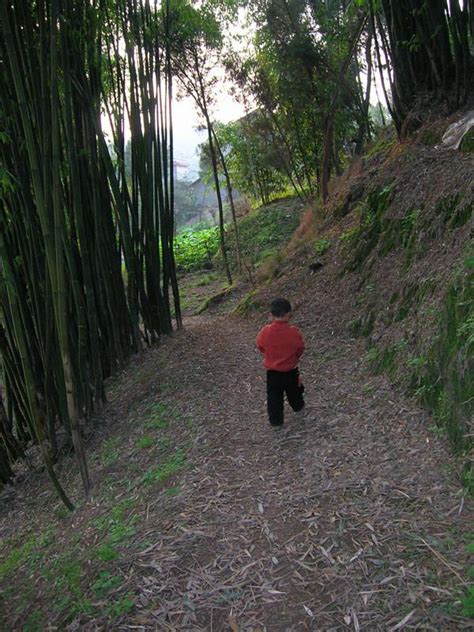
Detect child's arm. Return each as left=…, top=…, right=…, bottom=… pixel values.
left=295, top=329, right=305, bottom=360
left=256, top=328, right=266, bottom=353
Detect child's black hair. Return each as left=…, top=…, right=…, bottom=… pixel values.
left=270, top=298, right=292, bottom=317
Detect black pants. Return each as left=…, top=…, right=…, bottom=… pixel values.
left=266, top=368, right=305, bottom=426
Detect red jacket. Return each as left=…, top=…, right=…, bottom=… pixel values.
left=256, top=320, right=305, bottom=372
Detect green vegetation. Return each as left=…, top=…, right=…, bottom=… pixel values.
left=233, top=289, right=262, bottom=316
left=314, top=238, right=331, bottom=256
left=0, top=0, right=181, bottom=504
left=142, top=450, right=186, bottom=487
left=365, top=133, right=396, bottom=158
left=91, top=571, right=123, bottom=598
left=24, top=611, right=45, bottom=631
left=460, top=127, right=474, bottom=154
left=136, top=435, right=155, bottom=449
left=366, top=345, right=398, bottom=382
left=344, top=188, right=472, bottom=276
left=349, top=311, right=375, bottom=337
left=225, top=201, right=302, bottom=269
left=417, top=126, right=442, bottom=146
left=144, top=402, right=171, bottom=430
left=174, top=226, right=220, bottom=272
left=0, top=395, right=190, bottom=626
left=175, top=201, right=303, bottom=313
left=197, top=286, right=234, bottom=314
left=1, top=0, right=473, bottom=627
left=100, top=437, right=122, bottom=466
left=409, top=261, right=473, bottom=468
left=344, top=185, right=394, bottom=271
left=104, top=594, right=135, bottom=617
left=460, top=540, right=474, bottom=617
left=0, top=537, right=36, bottom=580
left=360, top=252, right=473, bottom=490
left=96, top=544, right=119, bottom=562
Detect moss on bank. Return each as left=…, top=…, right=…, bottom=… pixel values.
left=342, top=179, right=473, bottom=490
left=361, top=257, right=473, bottom=491
left=411, top=258, right=473, bottom=476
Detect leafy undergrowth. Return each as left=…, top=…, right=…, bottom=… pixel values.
left=176, top=197, right=304, bottom=316
left=174, top=226, right=220, bottom=272
left=0, top=399, right=194, bottom=630
left=222, top=197, right=304, bottom=269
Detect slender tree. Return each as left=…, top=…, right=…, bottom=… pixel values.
left=168, top=0, right=233, bottom=284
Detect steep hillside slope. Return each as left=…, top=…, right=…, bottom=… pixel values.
left=241, top=116, right=473, bottom=488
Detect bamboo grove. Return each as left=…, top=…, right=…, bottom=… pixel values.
left=0, top=0, right=181, bottom=508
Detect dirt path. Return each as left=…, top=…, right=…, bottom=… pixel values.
left=119, top=307, right=472, bottom=631
left=0, top=273, right=472, bottom=631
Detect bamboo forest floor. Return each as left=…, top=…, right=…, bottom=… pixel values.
left=0, top=266, right=473, bottom=630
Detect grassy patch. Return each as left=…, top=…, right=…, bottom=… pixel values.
left=197, top=285, right=234, bottom=314
left=0, top=526, right=55, bottom=580
left=408, top=259, right=473, bottom=467
left=135, top=435, right=155, bottom=449
left=188, top=272, right=219, bottom=287
left=100, top=437, right=122, bottom=466
left=345, top=185, right=394, bottom=271
left=1, top=394, right=192, bottom=628
left=314, top=237, right=331, bottom=256
left=165, top=485, right=182, bottom=497
left=175, top=198, right=303, bottom=276
left=91, top=570, right=123, bottom=598
left=143, top=402, right=171, bottom=430
left=96, top=543, right=119, bottom=562
left=366, top=345, right=397, bottom=381
left=0, top=537, right=36, bottom=579
left=417, top=125, right=442, bottom=146
left=365, top=133, right=396, bottom=158
left=349, top=311, right=375, bottom=337
left=359, top=254, right=473, bottom=488
left=460, top=127, right=474, bottom=154
left=92, top=499, right=139, bottom=552
left=459, top=539, right=474, bottom=617
left=24, top=611, right=45, bottom=631
left=104, top=593, right=135, bottom=617
left=142, top=450, right=186, bottom=487
left=222, top=199, right=303, bottom=269
left=40, top=553, right=94, bottom=619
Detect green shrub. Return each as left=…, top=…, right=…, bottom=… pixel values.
left=339, top=226, right=359, bottom=244
left=174, top=227, right=220, bottom=272
left=314, top=238, right=331, bottom=256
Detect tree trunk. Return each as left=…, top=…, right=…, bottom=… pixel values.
left=206, top=119, right=232, bottom=285
left=321, top=13, right=368, bottom=201
left=212, top=128, right=243, bottom=273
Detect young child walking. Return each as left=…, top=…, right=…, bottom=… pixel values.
left=256, top=298, right=305, bottom=427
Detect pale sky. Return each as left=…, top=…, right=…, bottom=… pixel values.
left=104, top=4, right=388, bottom=184
left=172, top=92, right=245, bottom=181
